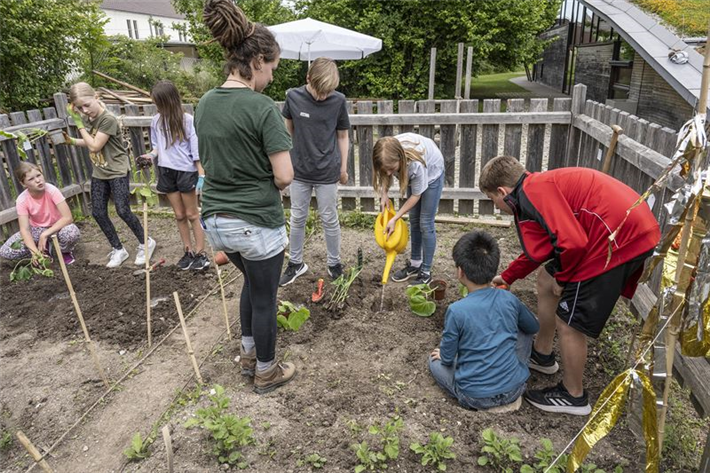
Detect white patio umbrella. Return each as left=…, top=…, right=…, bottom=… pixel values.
left=268, top=18, right=382, bottom=65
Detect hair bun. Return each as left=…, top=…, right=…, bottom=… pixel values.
left=204, top=0, right=252, bottom=49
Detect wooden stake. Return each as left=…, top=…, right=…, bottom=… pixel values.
left=91, top=70, right=150, bottom=96
left=51, top=236, right=109, bottom=388
left=601, top=124, right=623, bottom=174
left=428, top=47, right=437, bottom=100
left=173, top=292, right=203, bottom=384
left=161, top=425, right=174, bottom=473
left=464, top=46, right=473, bottom=100
left=144, top=201, right=152, bottom=348
left=455, top=43, right=464, bottom=99
left=210, top=247, right=232, bottom=340
left=16, top=431, right=53, bottom=473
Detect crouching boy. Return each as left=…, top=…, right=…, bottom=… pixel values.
left=429, top=231, right=540, bottom=411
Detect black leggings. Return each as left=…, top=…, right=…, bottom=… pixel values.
left=227, top=250, right=285, bottom=363
left=91, top=174, right=145, bottom=250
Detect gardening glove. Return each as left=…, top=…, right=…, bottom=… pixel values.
left=196, top=175, right=205, bottom=193
left=62, top=131, right=76, bottom=146
left=66, top=105, right=85, bottom=129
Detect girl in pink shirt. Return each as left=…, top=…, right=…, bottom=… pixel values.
left=0, top=162, right=80, bottom=264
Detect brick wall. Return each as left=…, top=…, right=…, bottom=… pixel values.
left=573, top=42, right=614, bottom=102
left=536, top=24, right=568, bottom=91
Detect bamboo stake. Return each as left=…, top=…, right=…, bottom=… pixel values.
left=161, top=425, right=174, bottom=473
left=144, top=201, right=152, bottom=348
left=16, top=431, right=54, bottom=473
left=173, top=292, right=203, bottom=384
left=601, top=124, right=623, bottom=174
left=51, top=236, right=109, bottom=388
left=210, top=247, right=232, bottom=340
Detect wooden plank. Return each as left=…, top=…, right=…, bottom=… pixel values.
left=377, top=100, right=394, bottom=140
left=92, top=70, right=150, bottom=96
left=565, top=84, right=587, bottom=167
left=284, top=185, right=487, bottom=201
left=439, top=101, right=457, bottom=214
left=26, top=109, right=59, bottom=185
left=503, top=99, right=525, bottom=160
left=579, top=101, right=595, bottom=170
left=525, top=98, right=547, bottom=172
left=397, top=100, right=415, bottom=134
left=0, top=184, right=83, bottom=225
left=124, top=104, right=146, bottom=175
left=417, top=100, right=435, bottom=139
left=357, top=101, right=374, bottom=212
left=548, top=98, right=572, bottom=170
left=458, top=100, right=478, bottom=215
left=0, top=118, right=66, bottom=142
left=479, top=99, right=500, bottom=215
left=342, top=101, right=356, bottom=211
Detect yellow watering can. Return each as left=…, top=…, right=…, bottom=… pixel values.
left=375, top=202, right=409, bottom=285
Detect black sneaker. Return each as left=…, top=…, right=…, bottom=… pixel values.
left=177, top=250, right=195, bottom=270
left=529, top=347, right=559, bottom=374
left=279, top=261, right=308, bottom=287
left=408, top=270, right=432, bottom=287
left=524, top=382, right=592, bottom=416
left=190, top=252, right=211, bottom=271
left=391, top=260, right=421, bottom=282
left=327, top=263, right=344, bottom=280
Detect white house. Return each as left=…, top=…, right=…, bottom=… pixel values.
left=100, top=0, right=198, bottom=69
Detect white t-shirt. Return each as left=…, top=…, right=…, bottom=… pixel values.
left=394, top=133, right=444, bottom=196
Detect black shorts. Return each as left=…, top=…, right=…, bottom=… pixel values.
left=156, top=166, right=198, bottom=194
left=546, top=250, right=653, bottom=339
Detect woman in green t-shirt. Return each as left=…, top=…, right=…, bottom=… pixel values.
left=66, top=82, right=156, bottom=269
left=196, top=0, right=296, bottom=394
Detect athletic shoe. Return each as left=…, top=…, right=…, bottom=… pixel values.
left=190, top=252, right=211, bottom=271
left=134, top=237, right=156, bottom=266
left=106, top=247, right=129, bottom=268
left=279, top=262, right=308, bottom=287
left=327, top=263, right=344, bottom=280
left=391, top=260, right=421, bottom=282
left=529, top=347, right=560, bottom=374
left=62, top=252, right=75, bottom=266
left=524, top=382, right=592, bottom=416
left=177, top=250, right=195, bottom=271
left=408, top=270, right=432, bottom=287
left=254, top=361, right=296, bottom=394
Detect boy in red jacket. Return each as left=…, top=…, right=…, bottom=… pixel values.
left=480, top=156, right=660, bottom=415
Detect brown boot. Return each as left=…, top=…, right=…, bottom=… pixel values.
left=240, top=346, right=256, bottom=377
left=253, top=361, right=296, bottom=394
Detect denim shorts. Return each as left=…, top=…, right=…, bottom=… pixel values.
left=203, top=214, right=288, bottom=261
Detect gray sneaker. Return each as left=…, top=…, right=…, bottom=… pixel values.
left=279, top=261, right=308, bottom=287
left=190, top=252, right=210, bottom=271
left=391, top=260, right=421, bottom=282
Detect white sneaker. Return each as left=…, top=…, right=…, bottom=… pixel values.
left=134, top=237, right=156, bottom=266
left=107, top=247, right=129, bottom=268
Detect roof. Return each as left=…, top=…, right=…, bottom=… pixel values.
left=101, top=0, right=185, bottom=20
left=580, top=0, right=706, bottom=112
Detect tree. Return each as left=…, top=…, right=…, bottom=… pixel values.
left=0, top=0, right=107, bottom=112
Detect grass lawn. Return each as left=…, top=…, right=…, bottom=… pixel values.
left=469, top=71, right=527, bottom=99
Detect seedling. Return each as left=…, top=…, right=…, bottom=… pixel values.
left=130, top=169, right=159, bottom=207
left=326, top=248, right=364, bottom=312
left=0, top=128, right=48, bottom=160
left=519, top=438, right=566, bottom=473
left=0, top=430, right=12, bottom=450
left=184, top=384, right=255, bottom=468
left=477, top=428, right=522, bottom=472
left=410, top=432, right=456, bottom=471
left=123, top=432, right=152, bottom=461
left=352, top=415, right=403, bottom=472
left=9, top=252, right=54, bottom=282
left=297, top=453, right=327, bottom=469
left=368, top=415, right=403, bottom=460
left=277, top=301, right=310, bottom=331
left=406, top=284, right=436, bottom=317
left=353, top=441, right=388, bottom=472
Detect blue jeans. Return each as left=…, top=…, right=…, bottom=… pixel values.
left=428, top=331, right=533, bottom=410
left=409, top=173, right=444, bottom=273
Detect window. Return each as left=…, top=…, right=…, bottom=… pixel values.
left=127, top=19, right=133, bottom=38
left=133, top=20, right=139, bottom=39
left=608, top=38, right=633, bottom=100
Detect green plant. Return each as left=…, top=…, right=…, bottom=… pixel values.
left=0, top=129, right=49, bottom=161
left=519, top=438, right=566, bottom=473
left=368, top=415, right=403, bottom=460
left=184, top=385, right=255, bottom=468
left=0, top=430, right=12, bottom=450
left=130, top=169, right=159, bottom=207
left=351, top=415, right=403, bottom=472
left=277, top=301, right=311, bottom=331
left=325, top=249, right=363, bottom=311
left=297, top=453, right=327, bottom=469
left=341, top=210, right=377, bottom=230
left=10, top=252, right=54, bottom=282
left=410, top=432, right=456, bottom=471
left=477, top=428, right=523, bottom=472
left=353, top=441, right=388, bottom=472
left=406, top=284, right=436, bottom=317
left=458, top=283, right=469, bottom=298
left=123, top=432, right=151, bottom=461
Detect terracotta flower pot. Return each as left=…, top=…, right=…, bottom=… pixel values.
left=431, top=279, right=448, bottom=301
left=214, top=251, right=229, bottom=266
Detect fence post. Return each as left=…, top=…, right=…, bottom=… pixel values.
left=455, top=43, right=464, bottom=99
left=565, top=83, right=587, bottom=167
left=464, top=46, right=473, bottom=100
left=357, top=101, right=374, bottom=211
left=428, top=48, right=436, bottom=100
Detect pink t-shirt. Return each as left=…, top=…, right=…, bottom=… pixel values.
left=16, top=183, right=65, bottom=228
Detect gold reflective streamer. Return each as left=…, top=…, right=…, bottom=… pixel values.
left=567, top=370, right=659, bottom=473
left=680, top=301, right=710, bottom=357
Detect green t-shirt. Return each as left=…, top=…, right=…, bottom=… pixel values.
left=195, top=88, right=292, bottom=228
left=86, top=110, right=131, bottom=180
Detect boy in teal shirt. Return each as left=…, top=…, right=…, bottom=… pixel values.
left=429, top=231, right=540, bottom=410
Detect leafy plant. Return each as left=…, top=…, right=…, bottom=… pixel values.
left=477, top=428, right=523, bottom=472
left=277, top=301, right=311, bottom=331
left=184, top=384, right=255, bottom=468
left=0, top=430, right=12, bottom=450
left=0, top=129, right=48, bottom=161
left=458, top=283, right=469, bottom=298
left=341, top=210, right=377, bottom=230
left=368, top=415, right=403, bottom=460
left=351, top=415, right=403, bottom=472
left=406, top=284, right=436, bottom=317
left=297, top=453, right=327, bottom=469
left=410, top=432, right=456, bottom=471
left=325, top=248, right=363, bottom=312
left=519, top=438, right=566, bottom=473
left=130, top=169, right=159, bottom=207
left=123, top=432, right=152, bottom=461
left=10, top=253, right=54, bottom=282
left=353, top=441, right=388, bottom=472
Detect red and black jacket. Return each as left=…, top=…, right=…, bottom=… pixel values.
left=500, top=168, right=660, bottom=296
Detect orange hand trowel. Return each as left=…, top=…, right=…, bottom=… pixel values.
left=375, top=200, right=409, bottom=285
